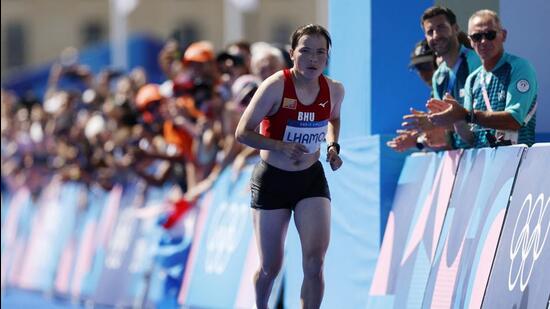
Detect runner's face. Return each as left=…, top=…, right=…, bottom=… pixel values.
left=423, top=14, right=457, bottom=56
left=291, top=34, right=328, bottom=79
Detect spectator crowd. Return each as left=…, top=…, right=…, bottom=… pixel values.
left=1, top=7, right=540, bottom=213
left=1, top=40, right=289, bottom=202
left=0, top=6, right=542, bottom=309
left=388, top=7, right=538, bottom=153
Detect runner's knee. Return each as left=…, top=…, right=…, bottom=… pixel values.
left=259, top=260, right=283, bottom=279
left=302, top=255, right=324, bottom=279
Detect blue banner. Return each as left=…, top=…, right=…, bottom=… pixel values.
left=422, top=146, right=525, bottom=308
left=1, top=187, right=34, bottom=289
left=284, top=135, right=407, bottom=309
left=1, top=188, right=11, bottom=227
left=368, top=150, right=461, bottom=308
left=66, top=186, right=109, bottom=299
left=18, top=181, right=84, bottom=291
left=79, top=185, right=123, bottom=298
left=91, top=182, right=165, bottom=308
left=482, top=143, right=550, bottom=308
left=178, top=161, right=267, bottom=308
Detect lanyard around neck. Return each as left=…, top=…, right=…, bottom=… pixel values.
left=445, top=51, right=464, bottom=93
left=479, top=71, right=494, bottom=112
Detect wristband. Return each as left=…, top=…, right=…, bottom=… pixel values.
left=327, top=142, right=340, bottom=154
left=465, top=109, right=475, bottom=123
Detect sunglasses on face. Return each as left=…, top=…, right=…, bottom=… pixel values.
left=469, top=30, right=497, bottom=43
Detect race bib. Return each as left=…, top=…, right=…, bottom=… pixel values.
left=283, top=119, right=328, bottom=153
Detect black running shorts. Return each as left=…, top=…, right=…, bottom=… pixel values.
left=250, top=160, right=331, bottom=210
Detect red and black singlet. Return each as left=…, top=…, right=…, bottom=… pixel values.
left=260, top=69, right=331, bottom=153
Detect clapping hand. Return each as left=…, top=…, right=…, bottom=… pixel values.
left=402, top=108, right=435, bottom=132
left=387, top=130, right=419, bottom=152
left=427, top=93, right=467, bottom=126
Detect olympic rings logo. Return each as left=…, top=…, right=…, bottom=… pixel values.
left=204, top=201, right=249, bottom=274
left=508, top=193, right=550, bottom=291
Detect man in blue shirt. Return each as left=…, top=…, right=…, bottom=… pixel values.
left=391, top=6, right=481, bottom=151
left=428, top=9, right=538, bottom=147
left=423, top=7, right=481, bottom=104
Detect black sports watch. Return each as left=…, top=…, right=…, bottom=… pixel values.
left=465, top=109, right=476, bottom=123
left=327, top=142, right=340, bottom=155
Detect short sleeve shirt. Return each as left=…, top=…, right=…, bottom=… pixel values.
left=463, top=52, right=538, bottom=147
left=432, top=46, right=481, bottom=105
left=431, top=46, right=481, bottom=148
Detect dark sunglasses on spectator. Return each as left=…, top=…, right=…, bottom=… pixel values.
left=469, top=30, right=498, bottom=42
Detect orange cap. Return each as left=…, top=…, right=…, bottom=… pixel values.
left=183, top=41, right=215, bottom=63
left=135, top=84, right=162, bottom=110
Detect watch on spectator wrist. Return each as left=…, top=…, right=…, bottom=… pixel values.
left=327, top=142, right=340, bottom=155
left=446, top=130, right=456, bottom=149
left=465, top=109, right=476, bottom=123
left=416, top=135, right=426, bottom=151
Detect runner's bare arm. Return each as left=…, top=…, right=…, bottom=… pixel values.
left=235, top=73, right=308, bottom=159
left=326, top=79, right=345, bottom=145
left=326, top=79, right=345, bottom=171
left=235, top=73, right=282, bottom=149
